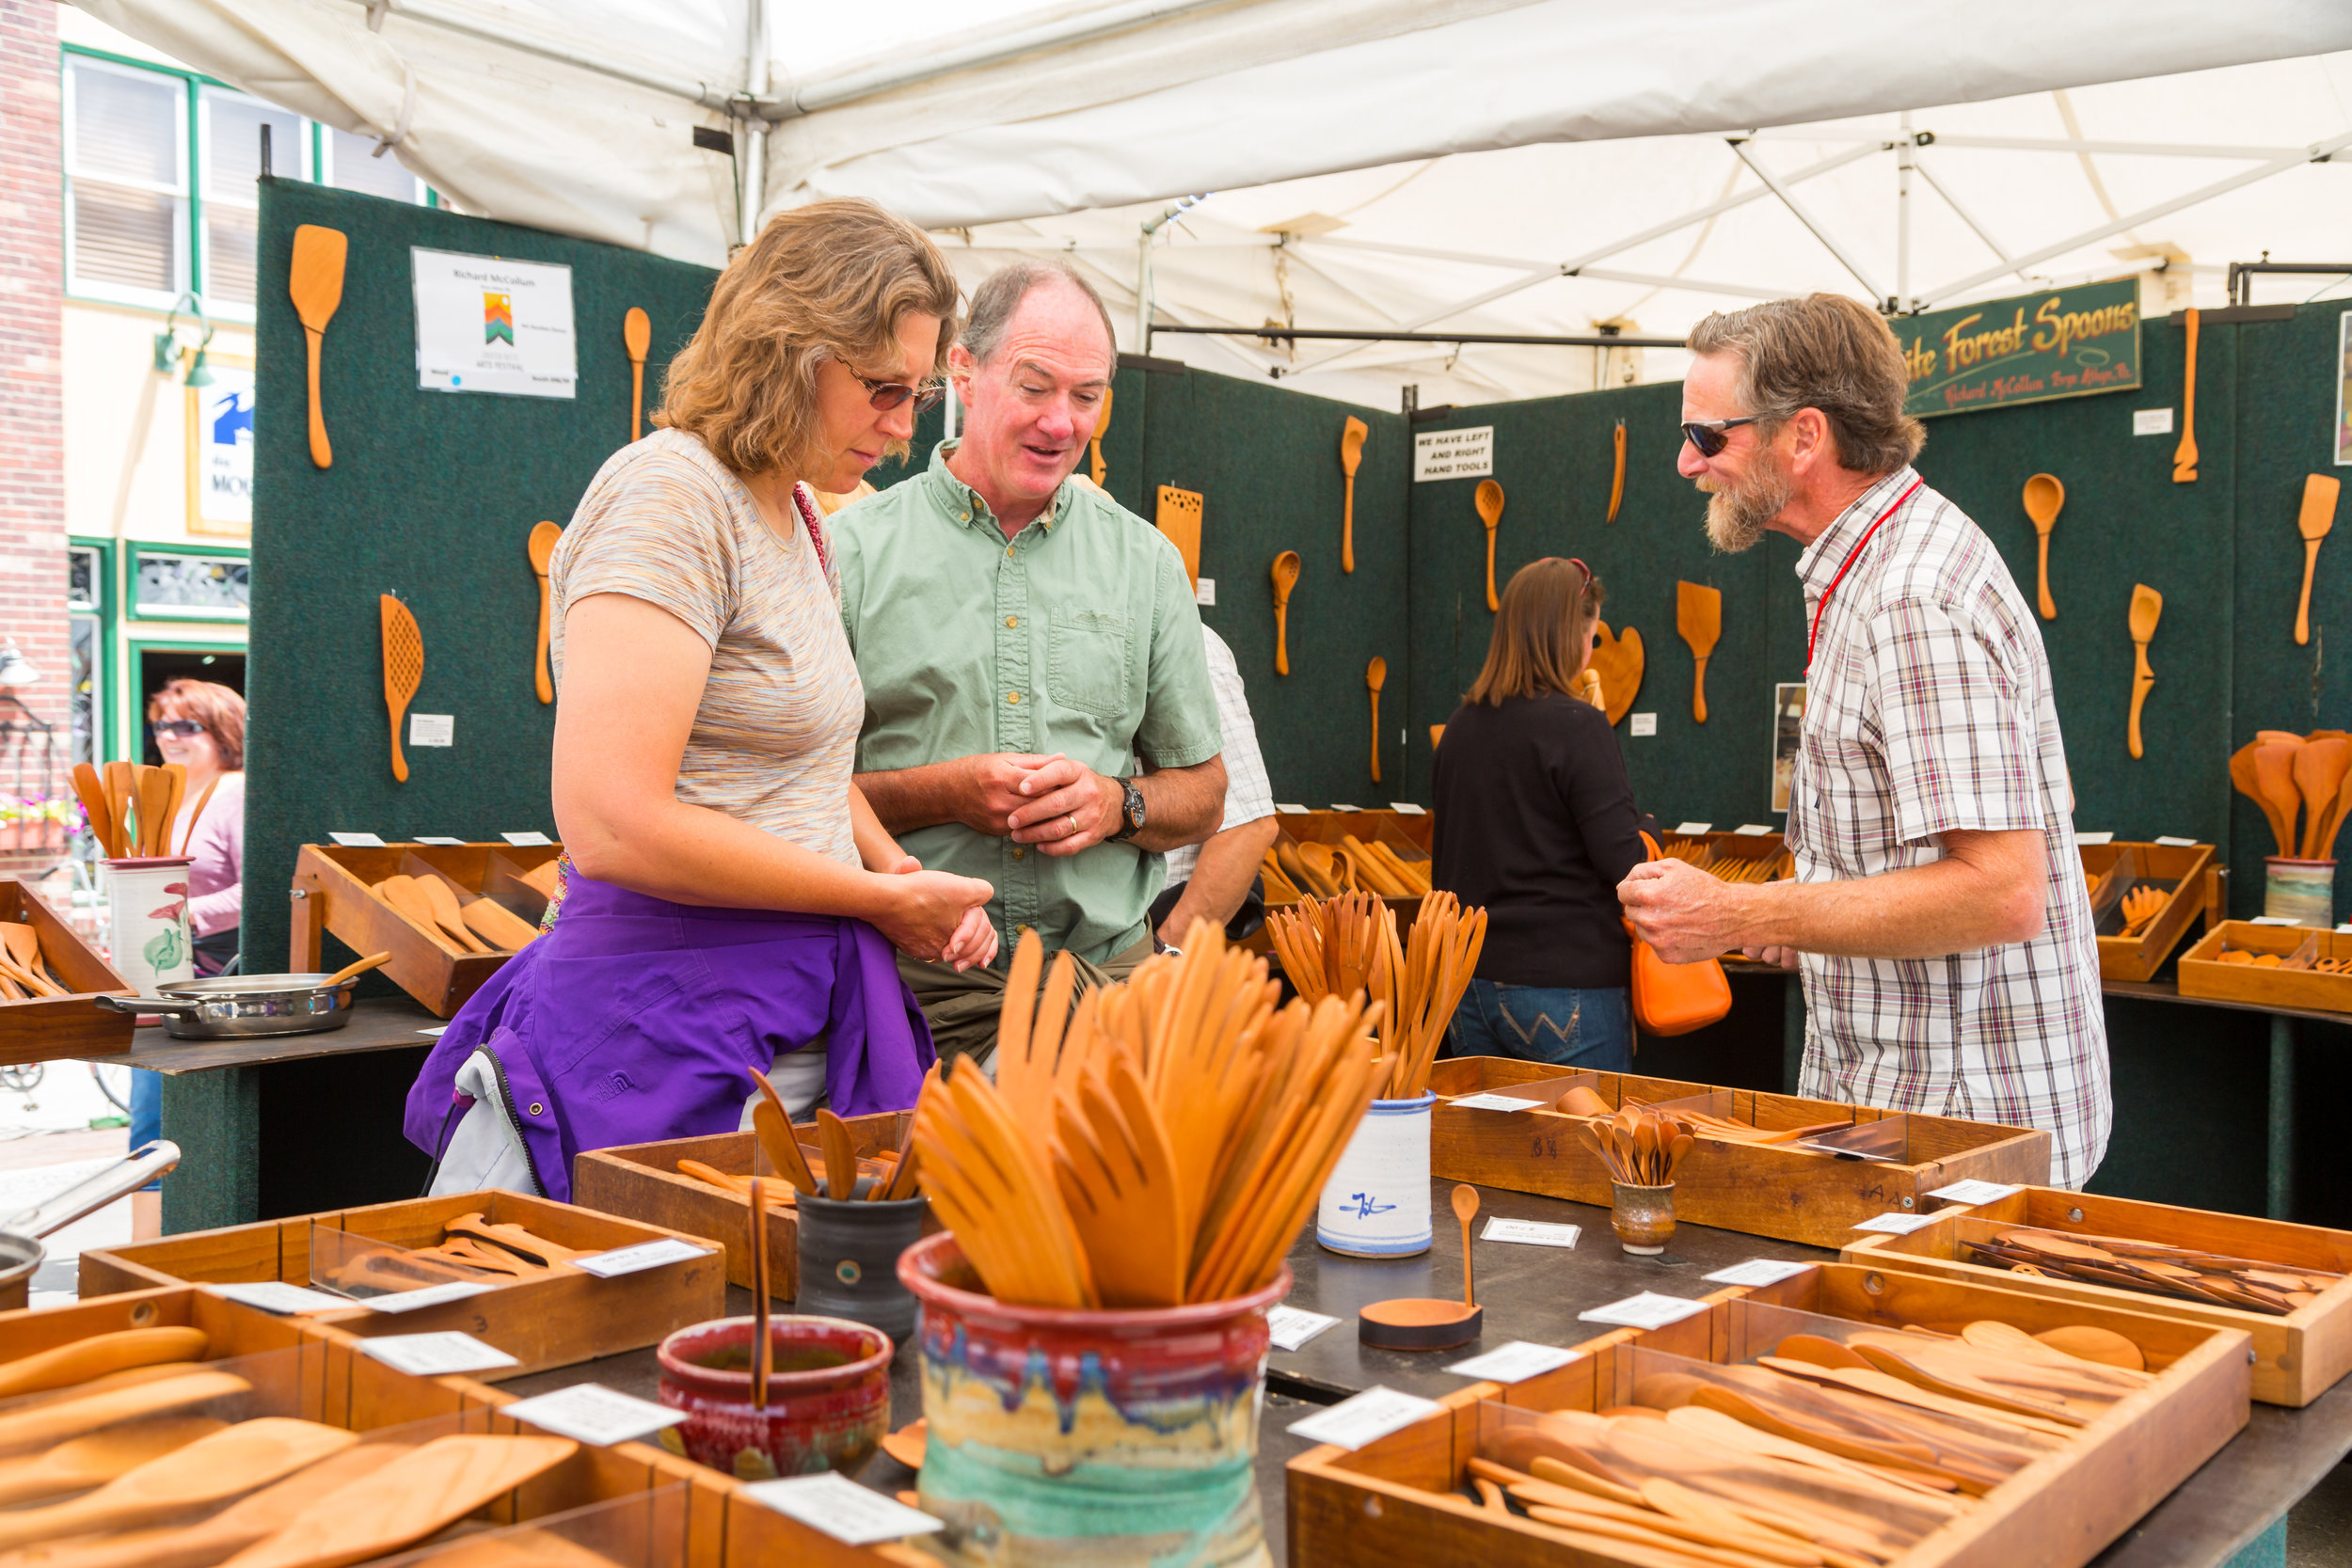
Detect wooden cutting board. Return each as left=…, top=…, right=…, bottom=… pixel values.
left=1155, top=485, right=1203, bottom=592
left=1588, top=622, right=1645, bottom=727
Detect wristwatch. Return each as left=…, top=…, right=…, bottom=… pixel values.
left=1109, top=778, right=1147, bottom=842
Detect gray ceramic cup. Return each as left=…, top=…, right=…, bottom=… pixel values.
left=794, top=1191, right=928, bottom=1343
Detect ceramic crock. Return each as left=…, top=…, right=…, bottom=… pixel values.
left=1611, top=1180, right=1677, bottom=1255
left=1314, top=1091, right=1435, bottom=1256
left=103, top=857, right=195, bottom=993
left=654, top=1314, right=890, bottom=1482
left=796, top=1190, right=926, bottom=1343
left=2263, top=857, right=2335, bottom=927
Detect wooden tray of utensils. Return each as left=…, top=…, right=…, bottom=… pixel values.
left=1845, top=1187, right=2352, bottom=1406
left=1263, top=809, right=1433, bottom=905
left=1657, top=828, right=1793, bottom=885
left=0, top=877, right=134, bottom=1064
left=2079, top=840, right=2219, bottom=981
left=75, top=1189, right=723, bottom=1380
left=2176, top=919, right=2352, bottom=1011
left=1429, top=1056, right=2050, bottom=1249
left=290, top=842, right=560, bottom=1017
left=572, top=1111, right=934, bottom=1300
left=1289, top=1263, right=2249, bottom=1568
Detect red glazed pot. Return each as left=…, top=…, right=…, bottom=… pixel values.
left=654, top=1314, right=890, bottom=1482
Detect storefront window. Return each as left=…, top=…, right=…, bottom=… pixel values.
left=135, top=551, right=249, bottom=619
left=63, top=56, right=187, bottom=307
left=325, top=127, right=424, bottom=204
left=200, top=87, right=304, bottom=313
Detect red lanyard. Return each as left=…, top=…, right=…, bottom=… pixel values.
left=790, top=484, right=833, bottom=581
left=1805, top=478, right=1923, bottom=670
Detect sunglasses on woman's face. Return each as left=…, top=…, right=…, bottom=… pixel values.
left=853, top=374, right=946, bottom=415
left=1680, top=415, right=1762, bottom=458
left=151, top=719, right=205, bottom=738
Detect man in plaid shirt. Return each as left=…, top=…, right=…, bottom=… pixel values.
left=1620, top=294, right=2109, bottom=1188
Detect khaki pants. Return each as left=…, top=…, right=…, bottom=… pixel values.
left=898, top=937, right=1153, bottom=1070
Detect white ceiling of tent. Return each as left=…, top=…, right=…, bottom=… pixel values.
left=71, top=0, right=2352, bottom=408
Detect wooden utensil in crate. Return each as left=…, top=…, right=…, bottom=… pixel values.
left=0, top=879, right=134, bottom=1064
left=290, top=843, right=557, bottom=1016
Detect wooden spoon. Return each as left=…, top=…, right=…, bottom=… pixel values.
left=817, top=1108, right=861, bottom=1200
left=35, top=1444, right=402, bottom=1568
left=2255, top=744, right=2305, bottom=859
left=750, top=1178, right=771, bottom=1406
left=138, top=767, right=174, bottom=857
left=1474, top=481, right=1503, bottom=611
left=528, top=521, right=562, bottom=705
left=2297, top=474, right=2342, bottom=645
left=2035, top=1324, right=2146, bottom=1372
left=218, top=1433, right=578, bottom=1568
left=4, top=1370, right=250, bottom=1454
left=1453, top=1183, right=1479, bottom=1307
left=2296, top=737, right=2350, bottom=859
left=1340, top=418, right=1368, bottom=574
left=1089, top=385, right=1113, bottom=486
left=1608, top=420, right=1626, bottom=523
left=380, top=594, right=422, bottom=784
left=71, top=763, right=118, bottom=858
left=1270, top=551, right=1300, bottom=676
left=416, top=876, right=494, bottom=955
left=2022, top=474, right=2063, bottom=620
left=288, top=224, right=347, bottom=468
left=2127, top=584, right=2161, bottom=761
left=751, top=1097, right=816, bottom=1196
left=881, top=1418, right=926, bottom=1471
left=622, top=308, right=651, bottom=441
left=1677, top=581, right=1723, bottom=725
left=2173, top=307, right=2199, bottom=483
left=1366, top=657, right=1387, bottom=784
left=2233, top=743, right=2294, bottom=859
left=1959, top=1321, right=2145, bottom=1386
left=0, top=1417, right=223, bottom=1508
left=0, top=1418, right=358, bottom=1552
left=0, top=1325, right=207, bottom=1400
left=160, top=763, right=187, bottom=853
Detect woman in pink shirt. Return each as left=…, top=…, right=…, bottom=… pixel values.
left=147, top=679, right=244, bottom=974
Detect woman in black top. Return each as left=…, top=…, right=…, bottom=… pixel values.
left=1432, top=558, right=1646, bottom=1069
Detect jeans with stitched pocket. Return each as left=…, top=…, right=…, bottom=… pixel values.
left=1447, top=978, right=1632, bottom=1071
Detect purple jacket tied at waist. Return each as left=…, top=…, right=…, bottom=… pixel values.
left=403, top=874, right=934, bottom=1202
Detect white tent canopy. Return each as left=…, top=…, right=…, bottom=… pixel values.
left=75, top=0, right=2352, bottom=406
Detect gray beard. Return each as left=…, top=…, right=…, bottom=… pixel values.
left=1705, top=461, right=1793, bottom=553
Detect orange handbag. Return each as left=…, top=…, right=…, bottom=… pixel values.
left=1624, top=832, right=1734, bottom=1037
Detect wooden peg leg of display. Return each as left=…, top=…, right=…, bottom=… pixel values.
left=288, top=883, right=325, bottom=974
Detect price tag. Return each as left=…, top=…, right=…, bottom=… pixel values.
left=414, top=835, right=466, bottom=846
left=409, top=713, right=454, bottom=748
left=206, top=1281, right=354, bottom=1315
left=1481, top=1217, right=1581, bottom=1248
left=1389, top=802, right=1426, bottom=815
left=1673, top=822, right=1713, bottom=835
left=1629, top=714, right=1657, bottom=736
left=1735, top=824, right=1774, bottom=836
left=1447, top=1093, right=1546, bottom=1113
left=501, top=831, right=555, bottom=847
left=358, top=1332, right=519, bottom=1375
left=2153, top=835, right=2199, bottom=847
left=745, top=1474, right=943, bottom=1544
left=1286, top=1387, right=1445, bottom=1450
left=1446, top=1341, right=1580, bottom=1383
left=1702, top=1258, right=1814, bottom=1287
left=2134, top=407, right=2175, bottom=436
left=501, top=1384, right=688, bottom=1447
left=2251, top=916, right=2302, bottom=927
left=1328, top=803, right=1363, bottom=813
left=1576, top=1292, right=1711, bottom=1329
left=1194, top=578, right=1216, bottom=606
left=358, top=1280, right=493, bottom=1314
left=1851, top=1211, right=1945, bottom=1235
left=328, top=832, right=387, bottom=848
left=2074, top=831, right=2114, bottom=846
left=1267, top=1305, right=1341, bottom=1352
left=417, top=1025, right=449, bottom=1037
left=1275, top=804, right=1310, bottom=815
left=1927, top=1180, right=2022, bottom=1207
left=572, top=1237, right=713, bottom=1278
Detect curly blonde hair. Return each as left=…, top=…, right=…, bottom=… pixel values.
left=658, top=198, right=960, bottom=478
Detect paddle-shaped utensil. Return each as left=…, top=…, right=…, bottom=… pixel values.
left=0, top=1324, right=206, bottom=1402
left=1590, top=622, right=1644, bottom=726
left=2023, top=473, right=2062, bottom=621
left=1366, top=657, right=1387, bottom=784
left=2127, top=584, right=2161, bottom=760
left=1677, top=581, right=1722, bottom=724
left=416, top=876, right=493, bottom=954
left=1474, top=481, right=1503, bottom=610
left=2173, top=308, right=2199, bottom=483
left=1608, top=420, right=1626, bottom=523
left=2255, top=745, right=2304, bottom=858
left=380, top=594, right=422, bottom=784
left=817, top=1108, right=860, bottom=1200
left=0, top=1418, right=357, bottom=1553
left=1052, top=1054, right=1188, bottom=1307
left=321, top=950, right=391, bottom=988
left=289, top=225, right=347, bottom=468
left=2297, top=474, right=2341, bottom=645
left=1089, top=384, right=1113, bottom=486
left=2296, top=738, right=2351, bottom=859
left=1154, top=485, right=1203, bottom=593
left=2233, top=742, right=2293, bottom=858
left=749, top=1069, right=819, bottom=1194
left=0, top=1416, right=221, bottom=1508
left=220, top=1433, right=578, bottom=1568
left=623, top=307, right=651, bottom=441
left=71, top=763, right=117, bottom=859
left=1453, top=1183, right=1479, bottom=1307
left=1340, top=417, right=1368, bottom=573
left=528, top=521, right=562, bottom=704
left=1270, top=551, right=1300, bottom=675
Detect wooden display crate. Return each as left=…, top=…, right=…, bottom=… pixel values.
left=289, top=841, right=560, bottom=1017
left=2177, top=919, right=2352, bottom=1011
left=1659, top=826, right=1791, bottom=880
left=1290, top=1263, right=2249, bottom=1568
left=574, top=1111, right=928, bottom=1298
left=1843, top=1186, right=2352, bottom=1405
left=75, top=1189, right=723, bottom=1380
left=1429, top=1055, right=2050, bottom=1248
left=2080, top=840, right=2219, bottom=981
left=1265, top=809, right=1431, bottom=908
left=0, top=876, right=134, bottom=1065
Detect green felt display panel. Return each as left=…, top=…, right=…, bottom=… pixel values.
left=243, top=181, right=717, bottom=971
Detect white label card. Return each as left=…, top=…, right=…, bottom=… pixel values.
left=1266, top=1305, right=1341, bottom=1352
left=1735, top=824, right=1774, bottom=836
left=1448, top=1341, right=1580, bottom=1383
left=2134, top=407, right=2176, bottom=436
left=417, top=1025, right=449, bottom=1037
left=328, top=832, right=387, bottom=848
left=2074, top=831, right=2114, bottom=846
left=414, top=835, right=466, bottom=846
left=745, top=1474, right=943, bottom=1544
left=1852, top=1211, right=1947, bottom=1234
left=358, top=1332, right=519, bottom=1375
left=2251, top=915, right=2302, bottom=926
left=1286, top=1387, right=1446, bottom=1450
left=572, top=1237, right=713, bottom=1278
left=1275, top=804, right=1310, bottom=815
left=1448, top=1093, right=1546, bottom=1113
left=1674, top=822, right=1713, bottom=835
left=408, top=713, right=454, bottom=747
left=1578, top=1292, right=1712, bottom=1329
left=1390, top=802, right=1426, bottom=815
left=1703, top=1258, right=1815, bottom=1287
left=501, top=831, right=554, bottom=847
left=1195, top=578, right=1216, bottom=606
left=1629, top=714, right=1657, bottom=736
left=1412, top=424, right=1495, bottom=482
left=1927, top=1180, right=2023, bottom=1206
left=412, top=246, right=578, bottom=399
left=2153, top=835, right=2199, bottom=847
left=207, top=1281, right=353, bottom=1315
left=502, top=1384, right=688, bottom=1447
left=1328, top=803, right=1363, bottom=813
left=1482, top=1218, right=1582, bottom=1248
left=359, top=1280, right=493, bottom=1314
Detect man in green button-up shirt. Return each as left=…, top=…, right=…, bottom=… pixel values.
left=834, top=262, right=1226, bottom=1056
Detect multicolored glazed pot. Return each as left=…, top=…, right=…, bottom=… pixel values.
left=899, top=1232, right=1287, bottom=1567
left=1314, top=1092, right=1435, bottom=1257
left=654, top=1314, right=890, bottom=1482
left=797, top=1190, right=926, bottom=1344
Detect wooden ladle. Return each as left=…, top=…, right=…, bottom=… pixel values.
left=2126, top=584, right=2161, bottom=760
left=1367, top=657, right=1388, bottom=784
left=1474, top=481, right=1503, bottom=611
left=1453, top=1183, right=1479, bottom=1307
left=1270, top=551, right=1300, bottom=675
left=2022, top=474, right=2062, bottom=621
left=529, top=521, right=562, bottom=705
left=1340, top=418, right=1368, bottom=574
left=623, top=307, right=651, bottom=441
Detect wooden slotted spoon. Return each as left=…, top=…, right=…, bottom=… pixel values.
left=529, top=521, right=561, bottom=705
left=380, top=594, right=422, bottom=784
left=2126, top=584, right=2161, bottom=760
left=1270, top=551, right=1300, bottom=675
left=623, top=308, right=651, bottom=441
left=1474, top=481, right=1503, bottom=611
left=2022, top=474, right=2063, bottom=621
left=289, top=225, right=348, bottom=469
left=1366, top=657, right=1387, bottom=784
left=1340, top=418, right=1368, bottom=574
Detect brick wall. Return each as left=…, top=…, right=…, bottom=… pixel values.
left=0, top=0, right=67, bottom=862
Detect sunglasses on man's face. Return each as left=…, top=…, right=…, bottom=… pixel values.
left=853, top=374, right=946, bottom=416
left=1680, top=416, right=1762, bottom=458
left=151, top=719, right=205, bottom=738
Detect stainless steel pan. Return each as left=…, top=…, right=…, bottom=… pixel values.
left=0, top=1140, right=182, bottom=1309
left=95, top=972, right=362, bottom=1039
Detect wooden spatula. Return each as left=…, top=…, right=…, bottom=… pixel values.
left=622, top=308, right=651, bottom=441
left=2022, top=473, right=2062, bottom=621
left=2172, top=308, right=2199, bottom=483
left=2297, top=738, right=2351, bottom=859
left=0, top=1324, right=207, bottom=1401
left=288, top=225, right=348, bottom=469
left=415, top=876, right=493, bottom=954
left=0, top=1418, right=358, bottom=1552
left=1677, top=581, right=1722, bottom=724
left=817, top=1108, right=860, bottom=1200
left=2127, top=584, right=2161, bottom=760
left=749, top=1069, right=819, bottom=1194
left=380, top=594, right=422, bottom=784
left=1340, top=418, right=1368, bottom=574
left=1474, top=481, right=1503, bottom=610
left=1089, top=384, right=1113, bottom=487
left=8, top=1369, right=249, bottom=1453
left=2297, top=474, right=2341, bottom=645
left=2233, top=742, right=2293, bottom=857
left=103, top=760, right=135, bottom=856
left=0, top=1416, right=222, bottom=1508
left=1366, top=657, right=1387, bottom=784
left=39, top=1443, right=404, bottom=1568
left=1051, top=1055, right=1188, bottom=1307
left=461, top=898, right=540, bottom=950
left=1607, top=420, right=1626, bottom=523
left=1154, top=485, right=1202, bottom=592
left=71, top=762, right=117, bottom=858
left=218, top=1433, right=578, bottom=1568
left=139, top=766, right=176, bottom=856
left=1270, top=551, right=1300, bottom=675
left=529, top=521, right=561, bottom=705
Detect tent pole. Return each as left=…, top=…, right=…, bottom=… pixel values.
left=1909, top=156, right=2032, bottom=293
left=1729, top=138, right=1884, bottom=302
left=1895, top=113, right=1914, bottom=313
left=739, top=0, right=772, bottom=247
